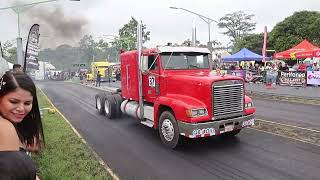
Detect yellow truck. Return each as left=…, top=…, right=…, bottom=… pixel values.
left=87, top=61, right=116, bottom=82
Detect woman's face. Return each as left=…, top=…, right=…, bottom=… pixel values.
left=0, top=87, right=33, bottom=123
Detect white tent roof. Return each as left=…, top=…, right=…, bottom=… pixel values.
left=0, top=57, right=10, bottom=76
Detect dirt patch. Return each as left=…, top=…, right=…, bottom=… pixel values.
left=252, top=120, right=320, bottom=146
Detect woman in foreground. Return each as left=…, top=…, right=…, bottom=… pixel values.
left=0, top=71, right=44, bottom=180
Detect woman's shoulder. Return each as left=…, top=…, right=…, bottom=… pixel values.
left=0, top=117, right=16, bottom=132
left=0, top=117, right=20, bottom=151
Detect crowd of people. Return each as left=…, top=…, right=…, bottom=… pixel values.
left=219, top=60, right=320, bottom=86
left=222, top=61, right=319, bottom=73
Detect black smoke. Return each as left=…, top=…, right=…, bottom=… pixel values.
left=24, top=4, right=88, bottom=49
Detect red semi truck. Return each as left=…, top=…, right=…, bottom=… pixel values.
left=95, top=45, right=256, bottom=148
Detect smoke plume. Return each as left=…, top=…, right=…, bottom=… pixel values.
left=24, top=5, right=88, bottom=49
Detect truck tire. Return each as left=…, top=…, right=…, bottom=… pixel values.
left=221, top=129, right=241, bottom=137
left=159, top=111, right=181, bottom=149
left=95, top=94, right=104, bottom=114
left=113, top=94, right=123, bottom=118
left=104, top=95, right=117, bottom=119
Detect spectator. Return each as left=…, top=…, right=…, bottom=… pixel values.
left=307, top=65, right=313, bottom=71
left=96, top=71, right=101, bottom=87
left=12, top=64, right=23, bottom=73
left=283, top=63, right=289, bottom=71
left=0, top=71, right=44, bottom=179
left=312, top=62, right=319, bottom=71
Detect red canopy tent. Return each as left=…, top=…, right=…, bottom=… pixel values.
left=295, top=49, right=320, bottom=58
left=273, top=40, right=320, bottom=59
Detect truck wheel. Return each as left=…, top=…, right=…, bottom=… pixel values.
left=159, top=111, right=181, bottom=149
left=104, top=95, right=117, bottom=119
left=221, top=129, right=241, bottom=137
left=95, top=94, right=104, bottom=114
left=113, top=94, right=123, bottom=118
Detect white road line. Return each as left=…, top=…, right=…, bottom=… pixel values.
left=256, top=118, right=320, bottom=133
left=38, top=87, right=120, bottom=180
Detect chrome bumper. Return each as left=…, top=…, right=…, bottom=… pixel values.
left=177, top=114, right=255, bottom=138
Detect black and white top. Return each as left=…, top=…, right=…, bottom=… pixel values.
left=0, top=148, right=36, bottom=180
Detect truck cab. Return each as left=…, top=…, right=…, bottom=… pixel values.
left=96, top=46, right=256, bottom=148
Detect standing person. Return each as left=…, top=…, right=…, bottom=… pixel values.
left=83, top=72, right=87, bottom=85
left=12, top=64, right=23, bottom=73
left=96, top=71, right=101, bottom=87
left=0, top=71, right=44, bottom=180
left=312, top=62, right=319, bottom=71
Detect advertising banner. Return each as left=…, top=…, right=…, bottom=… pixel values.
left=278, top=71, right=306, bottom=86
left=307, top=71, right=320, bottom=85
left=227, top=70, right=246, bottom=80
left=23, top=24, right=40, bottom=72
left=245, top=71, right=264, bottom=83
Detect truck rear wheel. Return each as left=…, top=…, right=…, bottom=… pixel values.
left=113, top=94, right=123, bottom=118
left=159, top=111, right=181, bottom=149
left=104, top=95, right=117, bottom=119
left=95, top=94, right=104, bottom=114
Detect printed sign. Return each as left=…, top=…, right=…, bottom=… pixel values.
left=278, top=71, right=306, bottom=86
left=307, top=71, right=320, bottom=85
left=227, top=70, right=246, bottom=80
left=24, top=24, right=40, bottom=72
left=148, top=75, right=155, bottom=87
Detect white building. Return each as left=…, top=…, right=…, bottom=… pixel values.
left=34, top=61, right=56, bottom=80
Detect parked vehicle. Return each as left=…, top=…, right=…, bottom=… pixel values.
left=87, top=61, right=116, bottom=82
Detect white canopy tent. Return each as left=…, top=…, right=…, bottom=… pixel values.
left=0, top=56, right=10, bottom=77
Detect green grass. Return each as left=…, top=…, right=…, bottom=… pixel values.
left=33, top=89, right=113, bottom=180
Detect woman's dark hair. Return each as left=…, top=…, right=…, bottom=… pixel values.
left=0, top=71, right=44, bottom=148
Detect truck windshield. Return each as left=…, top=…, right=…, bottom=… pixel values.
left=161, top=52, right=209, bottom=70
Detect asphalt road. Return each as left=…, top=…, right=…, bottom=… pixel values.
left=253, top=98, right=320, bottom=130
left=37, top=81, right=320, bottom=180
left=100, top=81, right=320, bottom=130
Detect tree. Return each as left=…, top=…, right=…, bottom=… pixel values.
left=112, top=18, right=138, bottom=51
left=233, top=33, right=264, bottom=54
left=1, top=41, right=17, bottom=64
left=79, top=35, right=97, bottom=64
left=96, top=39, right=109, bottom=51
left=39, top=45, right=82, bottom=70
left=269, top=11, right=320, bottom=52
left=218, top=11, right=256, bottom=43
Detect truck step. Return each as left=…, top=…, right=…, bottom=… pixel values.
left=141, top=119, right=154, bottom=128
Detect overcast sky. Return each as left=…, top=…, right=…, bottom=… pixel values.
left=0, top=0, right=319, bottom=49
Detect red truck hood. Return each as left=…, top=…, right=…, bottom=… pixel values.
left=164, top=70, right=243, bottom=99
left=165, top=70, right=243, bottom=87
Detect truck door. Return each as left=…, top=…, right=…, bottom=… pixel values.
left=142, top=55, right=160, bottom=103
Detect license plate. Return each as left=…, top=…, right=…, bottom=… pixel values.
left=242, top=119, right=255, bottom=127
left=225, top=124, right=234, bottom=132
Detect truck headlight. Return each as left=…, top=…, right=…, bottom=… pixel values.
left=186, top=108, right=208, bottom=117
left=245, top=102, right=253, bottom=108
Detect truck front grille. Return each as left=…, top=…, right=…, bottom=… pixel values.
left=212, top=82, right=244, bottom=120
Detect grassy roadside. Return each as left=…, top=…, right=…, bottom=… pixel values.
left=33, top=89, right=113, bottom=180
